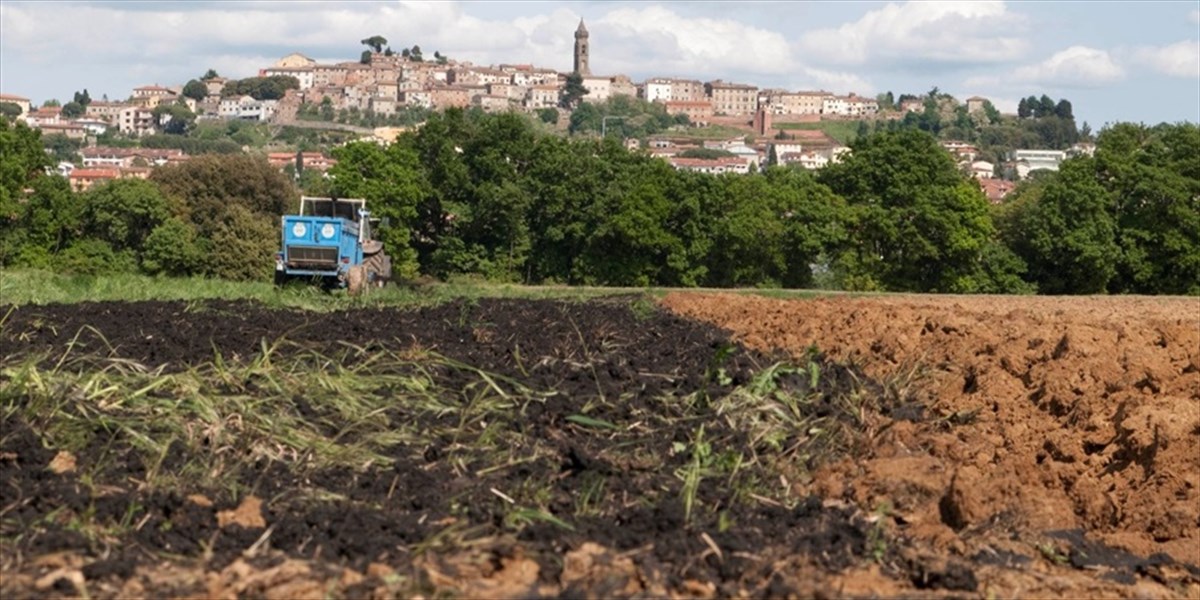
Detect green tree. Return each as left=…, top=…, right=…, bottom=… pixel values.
left=202, top=69, right=220, bottom=80
left=18, top=174, right=80, bottom=263
left=982, top=100, right=1001, bottom=124
left=182, top=79, right=208, bottom=101
left=360, top=35, right=388, bottom=53
left=0, top=102, right=21, bottom=120
left=1017, top=97, right=1031, bottom=119
left=42, top=99, right=61, bottom=108
left=1004, top=157, right=1119, bottom=294
left=60, top=101, right=84, bottom=118
left=152, top=102, right=196, bottom=135
left=360, top=50, right=373, bottom=65
left=0, top=120, right=52, bottom=263
left=409, top=45, right=423, bottom=62
left=79, top=178, right=172, bottom=258
left=142, top=217, right=205, bottom=276
left=72, top=89, right=91, bottom=106
left=329, top=139, right=429, bottom=279
left=535, top=108, right=559, bottom=125
left=818, top=129, right=1003, bottom=292
left=560, top=72, right=587, bottom=109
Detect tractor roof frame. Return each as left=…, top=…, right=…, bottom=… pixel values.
left=299, top=196, right=367, bottom=222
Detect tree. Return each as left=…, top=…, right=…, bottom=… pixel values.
left=329, top=140, right=430, bottom=279
left=535, top=108, right=558, bottom=125
left=79, top=178, right=172, bottom=256
left=1004, top=157, right=1119, bottom=294
left=0, top=102, right=21, bottom=121
left=152, top=103, right=196, bottom=135
left=818, top=129, right=1005, bottom=292
left=982, top=100, right=1001, bottom=124
left=202, top=69, right=220, bottom=80
left=141, top=217, right=204, bottom=276
left=560, top=72, right=587, bottom=109
left=360, top=35, right=388, bottom=53
left=1017, top=98, right=1031, bottom=119
left=42, top=99, right=61, bottom=108
left=876, top=91, right=895, bottom=111
left=0, top=120, right=52, bottom=264
left=1054, top=99, right=1073, bottom=120
left=360, top=50, right=373, bottom=65
left=182, top=79, right=208, bottom=101
left=72, top=89, right=91, bottom=106
left=60, top=101, right=84, bottom=119
left=409, top=45, right=423, bottom=62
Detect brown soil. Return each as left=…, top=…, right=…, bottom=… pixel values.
left=661, top=292, right=1200, bottom=597
left=2, top=294, right=1197, bottom=598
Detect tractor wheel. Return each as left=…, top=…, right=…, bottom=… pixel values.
left=346, top=265, right=367, bottom=297
left=363, top=251, right=392, bottom=287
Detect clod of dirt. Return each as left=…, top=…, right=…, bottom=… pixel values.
left=48, top=450, right=76, bottom=474
left=217, top=496, right=266, bottom=529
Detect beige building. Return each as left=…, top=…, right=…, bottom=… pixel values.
left=524, top=85, right=559, bottom=110
left=275, top=53, right=317, bottom=69
left=766, top=91, right=830, bottom=115
left=0, top=93, right=31, bottom=117
left=428, top=86, right=470, bottom=109
left=664, top=100, right=713, bottom=125
left=705, top=80, right=758, bottom=115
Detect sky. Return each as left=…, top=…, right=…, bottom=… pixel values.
left=1, top=1, right=1197, bottom=127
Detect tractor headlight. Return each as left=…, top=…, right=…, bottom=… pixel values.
left=321, top=224, right=336, bottom=239
left=292, top=222, right=307, bottom=237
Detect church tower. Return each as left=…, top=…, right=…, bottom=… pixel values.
left=573, top=20, right=591, bottom=76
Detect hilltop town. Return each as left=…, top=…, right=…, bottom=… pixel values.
left=0, top=21, right=1094, bottom=202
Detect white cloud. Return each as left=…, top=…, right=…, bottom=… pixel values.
left=968, top=46, right=1125, bottom=89
left=1132, top=40, right=1200, bottom=78
left=1190, top=9, right=1200, bottom=25
left=793, top=68, right=875, bottom=95
left=593, top=6, right=796, bottom=79
left=798, top=1, right=1029, bottom=67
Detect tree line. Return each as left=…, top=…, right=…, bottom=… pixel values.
left=1, top=112, right=1196, bottom=294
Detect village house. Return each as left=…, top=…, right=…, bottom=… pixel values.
left=261, top=66, right=315, bottom=90
left=267, top=152, right=337, bottom=172
left=979, top=178, right=1016, bottom=204
left=668, top=156, right=750, bottom=175
left=204, top=77, right=228, bottom=97
left=1012, top=149, right=1067, bottom=177
left=706, top=80, right=758, bottom=115
left=428, top=86, right=470, bottom=110
left=970, top=160, right=995, bottom=179
left=67, top=168, right=121, bottom=192
left=664, top=100, right=713, bottom=126
left=0, top=93, right=31, bottom=117
left=474, top=94, right=511, bottom=113
left=81, top=147, right=187, bottom=168
left=765, top=91, right=830, bottom=115
left=23, top=106, right=62, bottom=127
left=398, top=89, right=433, bottom=109
left=37, top=123, right=87, bottom=140
left=966, top=96, right=988, bottom=114
left=84, top=101, right=130, bottom=125
left=524, top=85, right=559, bottom=110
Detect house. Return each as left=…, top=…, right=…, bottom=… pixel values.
left=844, top=94, right=878, bottom=116
left=580, top=75, right=613, bottom=102
left=705, top=80, right=758, bottom=115
left=524, top=85, right=558, bottom=110
left=261, top=66, right=314, bottom=90
left=664, top=100, right=713, bottom=125
left=966, top=96, right=988, bottom=114
left=267, top=152, right=337, bottom=172
left=941, top=140, right=979, bottom=164
left=821, top=96, right=849, bottom=116
left=979, top=178, right=1016, bottom=204
left=667, top=156, right=750, bottom=175
left=428, top=86, right=470, bottom=109
left=275, top=53, right=317, bottom=69
left=642, top=78, right=672, bottom=103
left=970, top=160, right=995, bottom=179
left=204, top=77, right=228, bottom=97
left=85, top=101, right=130, bottom=124
left=37, top=122, right=87, bottom=140
left=118, top=106, right=156, bottom=136
left=23, top=107, right=62, bottom=127
left=1012, top=149, right=1067, bottom=177
left=0, top=93, right=31, bottom=117
left=398, top=89, right=433, bottom=109
left=474, top=94, right=511, bottom=113
left=68, top=168, right=121, bottom=192
left=899, top=99, right=924, bottom=113
left=764, top=91, right=830, bottom=115
left=81, top=147, right=186, bottom=168
left=132, top=85, right=174, bottom=99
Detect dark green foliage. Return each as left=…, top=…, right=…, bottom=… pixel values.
left=560, top=73, right=586, bottom=108
left=60, top=101, right=84, bottom=118
left=361, top=35, right=387, bottom=53
left=142, top=217, right=205, bottom=276
left=0, top=102, right=22, bottom=120
left=677, top=148, right=735, bottom=159
left=152, top=103, right=196, bottom=135
left=818, top=129, right=1008, bottom=292
left=42, top=134, right=83, bottom=164
left=220, top=76, right=300, bottom=101
left=182, top=79, right=208, bottom=101
left=80, top=179, right=172, bottom=257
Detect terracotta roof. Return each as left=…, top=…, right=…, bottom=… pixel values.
left=69, top=168, right=120, bottom=179
left=0, top=93, right=30, bottom=102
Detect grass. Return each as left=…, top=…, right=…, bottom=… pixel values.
left=774, top=120, right=865, bottom=144
left=0, top=268, right=846, bottom=310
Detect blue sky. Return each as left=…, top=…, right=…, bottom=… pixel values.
left=2, top=1, right=1197, bottom=127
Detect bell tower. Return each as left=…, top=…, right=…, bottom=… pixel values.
left=573, top=19, right=591, bottom=76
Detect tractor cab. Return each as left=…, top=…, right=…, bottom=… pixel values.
left=276, top=196, right=391, bottom=294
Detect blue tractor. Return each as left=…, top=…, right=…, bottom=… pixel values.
left=275, top=196, right=392, bottom=295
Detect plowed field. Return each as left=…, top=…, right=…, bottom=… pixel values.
left=1, top=293, right=1197, bottom=598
